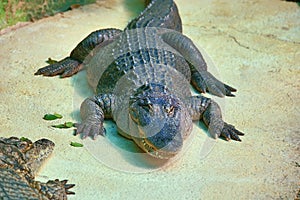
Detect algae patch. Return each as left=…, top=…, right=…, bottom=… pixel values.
left=0, top=0, right=96, bottom=30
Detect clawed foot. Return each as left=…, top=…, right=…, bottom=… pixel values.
left=192, top=71, right=237, bottom=97
left=74, top=121, right=106, bottom=140
left=203, top=101, right=244, bottom=142
left=220, top=122, right=244, bottom=141
left=34, top=57, right=82, bottom=77
left=43, top=179, right=75, bottom=197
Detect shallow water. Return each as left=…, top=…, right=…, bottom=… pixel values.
left=0, top=0, right=299, bottom=199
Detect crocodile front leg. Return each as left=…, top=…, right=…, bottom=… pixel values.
left=33, top=179, right=75, bottom=199
left=75, top=93, right=114, bottom=139
left=188, top=96, right=244, bottom=141
left=35, top=28, right=122, bottom=77
left=161, top=31, right=236, bottom=97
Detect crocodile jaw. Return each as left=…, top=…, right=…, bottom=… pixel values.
left=133, top=137, right=181, bottom=159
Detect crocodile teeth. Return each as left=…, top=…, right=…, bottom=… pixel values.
left=141, top=139, right=155, bottom=152
left=141, top=139, right=162, bottom=158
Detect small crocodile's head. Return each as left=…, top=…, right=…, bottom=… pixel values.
left=129, top=84, right=192, bottom=159
left=0, top=137, right=54, bottom=176
left=25, top=138, right=55, bottom=174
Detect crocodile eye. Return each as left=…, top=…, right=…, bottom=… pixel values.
left=164, top=105, right=175, bottom=116
left=17, top=141, right=31, bottom=151
left=141, top=104, right=153, bottom=112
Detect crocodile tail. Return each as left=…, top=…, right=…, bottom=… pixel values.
left=126, top=0, right=182, bottom=32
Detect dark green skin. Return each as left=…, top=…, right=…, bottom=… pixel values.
left=35, top=0, right=244, bottom=159
left=0, top=137, right=74, bottom=199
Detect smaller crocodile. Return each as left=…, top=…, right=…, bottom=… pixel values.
left=0, top=137, right=74, bottom=200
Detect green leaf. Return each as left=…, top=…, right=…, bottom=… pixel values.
left=70, top=142, right=83, bottom=147
left=65, top=122, right=74, bottom=128
left=43, top=113, right=63, bottom=120
left=51, top=122, right=74, bottom=129
left=53, top=113, right=63, bottom=118
left=20, top=137, right=29, bottom=141
left=51, top=124, right=66, bottom=128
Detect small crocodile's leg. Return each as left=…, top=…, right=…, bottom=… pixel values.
left=35, top=28, right=122, bottom=77
left=188, top=96, right=244, bottom=141
left=34, top=179, right=75, bottom=198
left=75, top=93, right=114, bottom=139
left=161, top=31, right=236, bottom=97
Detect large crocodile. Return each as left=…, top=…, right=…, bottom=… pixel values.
left=0, top=137, right=74, bottom=199
left=35, top=0, right=244, bottom=159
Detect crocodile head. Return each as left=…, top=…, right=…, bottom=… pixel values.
left=129, top=84, right=192, bottom=159
left=25, top=138, right=55, bottom=175
left=0, top=137, right=54, bottom=176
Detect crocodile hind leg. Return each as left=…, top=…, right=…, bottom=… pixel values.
left=161, top=30, right=236, bottom=97
left=188, top=96, right=244, bottom=141
left=35, top=28, right=122, bottom=77
left=190, top=66, right=237, bottom=97
left=75, top=93, right=114, bottom=139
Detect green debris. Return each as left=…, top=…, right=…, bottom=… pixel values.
left=46, top=57, right=58, bottom=65
left=51, top=122, right=75, bottom=129
left=65, top=122, right=74, bottom=128
left=20, top=137, right=29, bottom=141
left=70, top=141, right=83, bottom=147
left=43, top=113, right=63, bottom=120
left=0, top=0, right=96, bottom=30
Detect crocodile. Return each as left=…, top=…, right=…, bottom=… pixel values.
left=35, top=0, right=244, bottom=159
left=0, top=137, right=74, bottom=199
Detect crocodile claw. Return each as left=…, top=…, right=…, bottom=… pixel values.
left=34, top=57, right=82, bottom=78
left=43, top=179, right=75, bottom=197
left=192, top=71, right=237, bottom=97
left=221, top=122, right=245, bottom=141
left=75, top=122, right=106, bottom=140
left=58, top=179, right=75, bottom=195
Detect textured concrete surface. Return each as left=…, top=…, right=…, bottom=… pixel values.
left=0, top=0, right=299, bottom=199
